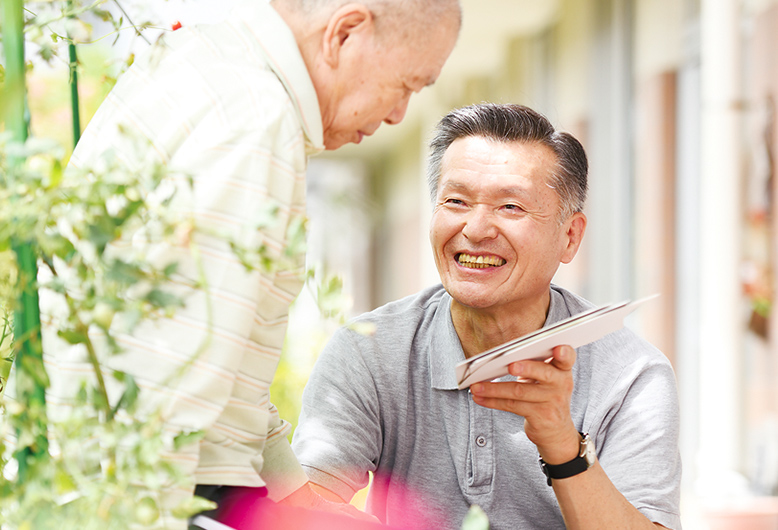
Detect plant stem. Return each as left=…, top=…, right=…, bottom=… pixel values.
left=112, top=0, right=151, bottom=45
left=80, top=325, right=114, bottom=420
left=2, top=0, right=49, bottom=479
left=67, top=0, right=81, bottom=147
left=68, top=43, right=81, bottom=146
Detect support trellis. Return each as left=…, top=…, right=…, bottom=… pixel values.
left=2, top=0, right=48, bottom=480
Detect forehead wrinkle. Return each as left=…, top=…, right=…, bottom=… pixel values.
left=440, top=174, right=538, bottom=196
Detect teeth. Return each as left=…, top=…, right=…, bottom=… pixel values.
left=457, top=253, right=506, bottom=268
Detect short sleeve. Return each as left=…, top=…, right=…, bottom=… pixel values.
left=292, top=328, right=383, bottom=502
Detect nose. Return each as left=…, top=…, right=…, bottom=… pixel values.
left=383, top=93, right=411, bottom=125
left=462, top=206, right=498, bottom=242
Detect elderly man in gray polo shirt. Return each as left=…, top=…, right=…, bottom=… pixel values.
left=292, top=104, right=682, bottom=530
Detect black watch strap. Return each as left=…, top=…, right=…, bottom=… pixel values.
left=538, top=432, right=593, bottom=486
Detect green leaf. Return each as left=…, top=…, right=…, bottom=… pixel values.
left=146, top=288, right=183, bottom=310
left=57, top=329, right=87, bottom=345
left=90, top=8, right=113, bottom=22
left=461, top=505, right=489, bottom=530
left=162, top=262, right=179, bottom=277
left=106, top=260, right=144, bottom=284
left=172, top=495, right=217, bottom=520
left=112, top=373, right=139, bottom=413
left=284, top=215, right=307, bottom=258
left=173, top=430, right=205, bottom=450
left=54, top=468, right=78, bottom=495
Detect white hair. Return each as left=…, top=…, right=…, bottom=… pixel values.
left=272, top=0, right=462, bottom=39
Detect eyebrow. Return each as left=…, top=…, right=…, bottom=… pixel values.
left=441, top=181, right=531, bottom=198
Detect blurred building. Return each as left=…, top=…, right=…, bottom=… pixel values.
left=307, top=0, right=778, bottom=526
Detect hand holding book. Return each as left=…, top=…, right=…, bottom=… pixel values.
left=456, top=295, right=657, bottom=390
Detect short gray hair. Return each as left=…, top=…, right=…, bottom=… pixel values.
left=427, top=103, right=588, bottom=220
left=273, top=0, right=462, bottom=39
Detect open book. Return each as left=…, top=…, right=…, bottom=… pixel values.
left=455, top=295, right=657, bottom=390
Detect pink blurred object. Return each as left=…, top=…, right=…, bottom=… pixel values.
left=703, top=497, right=778, bottom=530
left=215, top=487, right=388, bottom=530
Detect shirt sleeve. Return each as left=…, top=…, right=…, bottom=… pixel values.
left=292, top=327, right=383, bottom=502
left=591, top=353, right=683, bottom=530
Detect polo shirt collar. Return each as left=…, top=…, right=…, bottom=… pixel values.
left=429, top=291, right=465, bottom=390
left=233, top=0, right=325, bottom=155
left=546, top=285, right=573, bottom=324
left=429, top=286, right=571, bottom=391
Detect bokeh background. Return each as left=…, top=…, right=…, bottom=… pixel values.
left=21, top=0, right=778, bottom=527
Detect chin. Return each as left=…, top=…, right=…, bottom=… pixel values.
left=323, top=140, right=345, bottom=151
left=446, top=285, right=499, bottom=309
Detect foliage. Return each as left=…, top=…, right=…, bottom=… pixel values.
left=0, top=2, right=351, bottom=527
left=461, top=505, right=490, bottom=530
left=0, top=1, right=218, bottom=527
left=0, top=128, right=217, bottom=527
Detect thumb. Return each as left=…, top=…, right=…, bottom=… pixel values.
left=550, top=344, right=576, bottom=371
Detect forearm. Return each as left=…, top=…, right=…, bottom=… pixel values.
left=551, top=461, right=665, bottom=530
left=309, top=482, right=351, bottom=503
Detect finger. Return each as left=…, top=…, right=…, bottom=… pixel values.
left=470, top=391, right=568, bottom=422
left=470, top=380, right=555, bottom=404
left=470, top=394, right=527, bottom=415
left=549, top=344, right=576, bottom=371
left=507, top=356, right=568, bottom=384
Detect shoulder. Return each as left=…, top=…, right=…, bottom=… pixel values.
left=551, top=284, right=670, bottom=367
left=550, top=284, right=596, bottom=314
left=327, top=285, right=448, bottom=357
left=350, top=284, right=448, bottom=329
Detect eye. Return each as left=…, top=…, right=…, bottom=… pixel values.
left=444, top=198, right=466, bottom=206
left=500, top=203, right=527, bottom=217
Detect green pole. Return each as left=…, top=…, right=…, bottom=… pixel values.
left=68, top=42, right=81, bottom=146
left=1, top=0, right=48, bottom=479
left=67, top=0, right=81, bottom=146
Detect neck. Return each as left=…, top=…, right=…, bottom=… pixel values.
left=271, top=2, right=332, bottom=131
left=451, top=291, right=551, bottom=358
left=271, top=2, right=324, bottom=71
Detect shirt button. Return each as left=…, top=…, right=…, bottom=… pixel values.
left=476, top=436, right=487, bottom=447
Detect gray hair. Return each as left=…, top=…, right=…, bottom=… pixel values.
left=426, top=103, right=588, bottom=220
left=273, top=0, right=462, bottom=39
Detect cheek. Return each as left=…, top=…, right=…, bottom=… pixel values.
left=429, top=225, right=447, bottom=255
left=430, top=214, right=460, bottom=247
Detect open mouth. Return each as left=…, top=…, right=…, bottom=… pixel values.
left=456, top=252, right=506, bottom=269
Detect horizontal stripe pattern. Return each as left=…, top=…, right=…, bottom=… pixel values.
left=38, top=1, right=324, bottom=524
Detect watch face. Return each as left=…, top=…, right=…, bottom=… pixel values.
left=580, top=434, right=596, bottom=466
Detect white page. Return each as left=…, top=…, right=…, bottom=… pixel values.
left=455, top=295, right=656, bottom=389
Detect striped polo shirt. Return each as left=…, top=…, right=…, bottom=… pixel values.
left=40, top=0, right=324, bottom=525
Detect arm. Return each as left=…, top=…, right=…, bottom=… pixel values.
left=292, top=328, right=382, bottom=505
left=276, top=482, right=377, bottom=522
left=470, top=345, right=670, bottom=530
left=309, top=483, right=349, bottom=503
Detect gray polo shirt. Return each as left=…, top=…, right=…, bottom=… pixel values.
left=292, top=284, right=682, bottom=530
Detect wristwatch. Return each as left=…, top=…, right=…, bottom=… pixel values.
left=539, top=432, right=596, bottom=486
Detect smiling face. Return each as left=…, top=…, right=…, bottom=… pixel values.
left=319, top=16, right=459, bottom=150
left=430, top=136, right=586, bottom=320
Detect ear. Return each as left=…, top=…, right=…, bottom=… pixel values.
left=321, top=4, right=373, bottom=68
left=560, top=212, right=587, bottom=264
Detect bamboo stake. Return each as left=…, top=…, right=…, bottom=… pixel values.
left=1, top=0, right=49, bottom=479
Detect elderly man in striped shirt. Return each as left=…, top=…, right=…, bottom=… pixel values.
left=48, top=0, right=461, bottom=528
